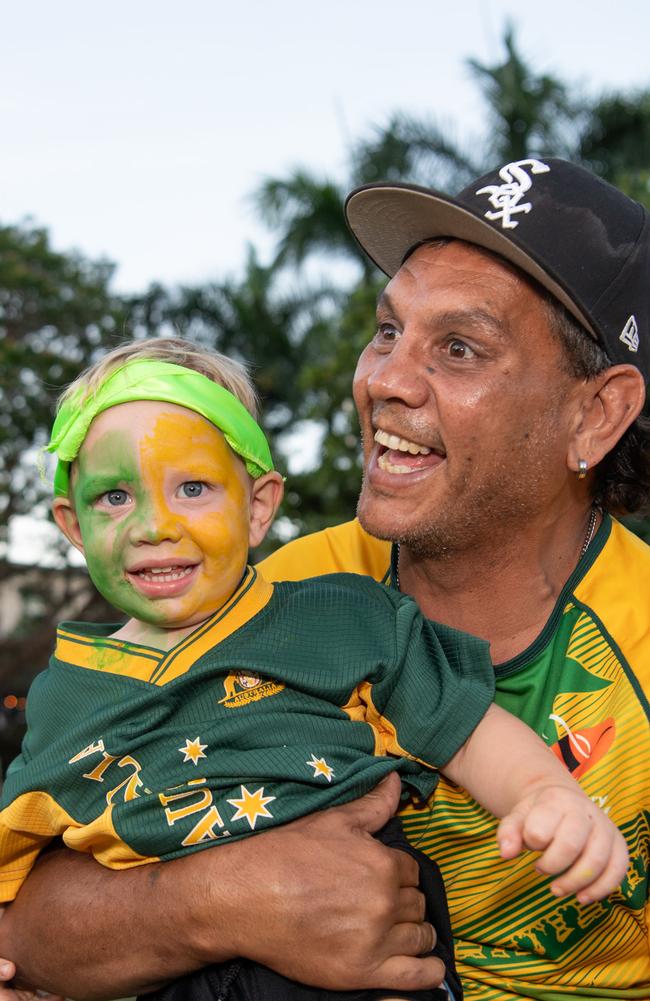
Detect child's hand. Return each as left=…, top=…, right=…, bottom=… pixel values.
left=497, top=783, right=629, bottom=904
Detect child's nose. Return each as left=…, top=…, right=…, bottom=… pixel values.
left=129, top=504, right=182, bottom=545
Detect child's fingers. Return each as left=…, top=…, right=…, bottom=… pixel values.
left=496, top=812, right=525, bottom=859
left=575, top=840, right=630, bottom=904
left=529, top=809, right=590, bottom=873
left=550, top=826, right=629, bottom=901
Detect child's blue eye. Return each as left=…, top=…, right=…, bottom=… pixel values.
left=103, top=490, right=129, bottom=506
left=181, top=482, right=204, bottom=498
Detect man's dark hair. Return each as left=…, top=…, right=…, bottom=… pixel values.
left=544, top=296, right=650, bottom=516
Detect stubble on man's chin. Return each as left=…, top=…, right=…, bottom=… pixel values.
left=356, top=462, right=546, bottom=564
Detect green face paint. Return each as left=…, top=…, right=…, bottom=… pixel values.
left=72, top=426, right=168, bottom=626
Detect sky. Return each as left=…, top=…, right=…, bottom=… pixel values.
left=4, top=0, right=650, bottom=562
left=3, top=0, right=650, bottom=294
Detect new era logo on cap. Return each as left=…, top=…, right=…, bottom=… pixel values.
left=620, top=315, right=639, bottom=353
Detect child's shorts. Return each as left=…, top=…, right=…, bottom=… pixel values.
left=141, top=817, right=462, bottom=1001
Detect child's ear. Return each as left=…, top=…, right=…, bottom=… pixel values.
left=248, top=471, right=284, bottom=549
left=52, top=497, right=85, bottom=555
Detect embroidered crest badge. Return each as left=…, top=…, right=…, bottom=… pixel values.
left=219, top=670, right=285, bottom=708
left=476, top=158, right=550, bottom=229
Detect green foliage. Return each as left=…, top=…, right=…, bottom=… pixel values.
left=2, top=25, right=649, bottom=729
left=467, top=25, right=575, bottom=162
left=0, top=221, right=124, bottom=540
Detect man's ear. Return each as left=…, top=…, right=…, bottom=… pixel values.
left=52, top=496, right=85, bottom=555
left=567, top=365, right=646, bottom=474
left=248, top=471, right=284, bottom=549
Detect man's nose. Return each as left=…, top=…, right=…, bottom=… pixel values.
left=366, top=338, right=429, bottom=407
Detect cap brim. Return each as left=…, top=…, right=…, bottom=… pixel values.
left=344, top=183, right=599, bottom=342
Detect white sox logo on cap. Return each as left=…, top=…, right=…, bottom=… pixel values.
left=475, top=158, right=551, bottom=230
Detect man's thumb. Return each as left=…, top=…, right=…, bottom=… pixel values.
left=333, top=771, right=401, bottom=833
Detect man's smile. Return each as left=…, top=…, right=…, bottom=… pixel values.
left=373, top=428, right=446, bottom=476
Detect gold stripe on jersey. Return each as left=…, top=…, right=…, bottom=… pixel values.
left=63, top=802, right=159, bottom=869
left=259, top=518, right=391, bottom=583
left=341, top=679, right=434, bottom=769
left=0, top=790, right=158, bottom=901
left=54, top=567, right=274, bottom=686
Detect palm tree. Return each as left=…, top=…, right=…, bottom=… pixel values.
left=251, top=26, right=650, bottom=534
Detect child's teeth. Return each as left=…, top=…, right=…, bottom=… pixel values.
left=137, top=566, right=193, bottom=582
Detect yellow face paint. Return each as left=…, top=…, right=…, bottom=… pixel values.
left=72, top=401, right=251, bottom=645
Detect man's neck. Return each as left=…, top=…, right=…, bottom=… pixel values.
left=398, top=506, right=600, bottom=666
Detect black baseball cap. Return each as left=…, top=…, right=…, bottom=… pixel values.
left=345, top=158, right=650, bottom=383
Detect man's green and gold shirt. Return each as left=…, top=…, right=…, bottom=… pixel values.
left=261, top=514, right=650, bottom=1001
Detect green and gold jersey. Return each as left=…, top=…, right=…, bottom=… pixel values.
left=262, top=515, right=650, bottom=1000
left=0, top=568, right=493, bottom=904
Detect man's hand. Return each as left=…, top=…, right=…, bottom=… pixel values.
left=497, top=783, right=629, bottom=904
left=0, top=773, right=444, bottom=999
left=225, top=771, right=444, bottom=991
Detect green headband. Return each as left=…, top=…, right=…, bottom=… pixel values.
left=47, top=358, right=274, bottom=496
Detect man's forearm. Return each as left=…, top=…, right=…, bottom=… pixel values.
left=2, top=778, right=443, bottom=1000
left=2, top=846, right=226, bottom=999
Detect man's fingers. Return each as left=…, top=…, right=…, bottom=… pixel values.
left=383, top=920, right=437, bottom=960
left=394, top=885, right=427, bottom=924
left=371, top=948, right=446, bottom=992
left=393, top=846, right=421, bottom=888
left=330, top=772, right=402, bottom=833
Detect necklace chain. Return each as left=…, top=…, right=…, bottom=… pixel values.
left=394, top=507, right=599, bottom=591
left=579, top=505, right=598, bottom=559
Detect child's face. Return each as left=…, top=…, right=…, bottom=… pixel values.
left=53, top=400, right=281, bottom=633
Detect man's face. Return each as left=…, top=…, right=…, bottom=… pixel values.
left=353, top=240, right=581, bottom=557
left=60, top=401, right=253, bottom=630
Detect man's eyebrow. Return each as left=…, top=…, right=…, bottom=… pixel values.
left=376, top=290, right=396, bottom=315
left=432, top=308, right=508, bottom=337
left=376, top=294, right=508, bottom=338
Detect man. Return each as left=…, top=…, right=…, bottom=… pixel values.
left=2, top=158, right=649, bottom=1001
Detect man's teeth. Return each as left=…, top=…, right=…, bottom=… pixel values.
left=136, top=566, right=193, bottom=582
left=374, top=429, right=431, bottom=455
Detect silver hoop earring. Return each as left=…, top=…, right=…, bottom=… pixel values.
left=577, top=459, right=588, bottom=480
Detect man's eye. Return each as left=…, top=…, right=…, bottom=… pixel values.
left=446, top=339, right=475, bottom=360
left=180, top=481, right=204, bottom=498
left=373, top=323, right=400, bottom=346
left=101, top=490, right=129, bottom=507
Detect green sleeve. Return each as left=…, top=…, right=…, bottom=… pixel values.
left=369, top=595, right=495, bottom=768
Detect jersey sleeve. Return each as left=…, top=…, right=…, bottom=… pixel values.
left=366, top=595, right=495, bottom=769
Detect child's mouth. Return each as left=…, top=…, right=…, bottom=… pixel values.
left=126, top=563, right=198, bottom=597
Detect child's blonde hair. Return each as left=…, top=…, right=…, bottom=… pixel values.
left=58, top=337, right=260, bottom=419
